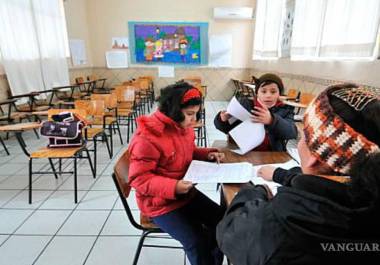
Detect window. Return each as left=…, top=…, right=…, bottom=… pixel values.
left=253, top=0, right=380, bottom=60
left=253, top=0, right=284, bottom=59
left=0, top=0, right=70, bottom=96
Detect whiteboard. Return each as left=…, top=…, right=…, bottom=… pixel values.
left=106, top=50, right=128, bottom=68
left=69, top=39, right=87, bottom=66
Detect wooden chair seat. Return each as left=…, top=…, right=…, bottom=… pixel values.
left=90, top=116, right=117, bottom=126
left=85, top=127, right=104, bottom=138
left=0, top=112, right=30, bottom=121
left=17, top=105, right=50, bottom=112
left=140, top=214, right=159, bottom=229
left=30, top=146, right=83, bottom=158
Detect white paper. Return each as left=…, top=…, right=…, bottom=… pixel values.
left=69, top=39, right=87, bottom=66
left=158, top=66, right=175, bottom=78
left=183, top=160, right=252, bottom=183
left=106, top=50, right=128, bottom=68
left=209, top=34, right=232, bottom=67
left=226, top=97, right=252, bottom=121
left=251, top=159, right=300, bottom=195
left=286, top=147, right=301, bottom=164
left=112, top=37, right=129, bottom=49
left=229, top=120, right=265, bottom=155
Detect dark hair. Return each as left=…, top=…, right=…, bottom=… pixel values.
left=255, top=73, right=284, bottom=95
left=327, top=86, right=380, bottom=206
left=158, top=81, right=202, bottom=123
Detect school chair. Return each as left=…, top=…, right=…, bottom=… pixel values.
left=138, top=76, right=155, bottom=106
left=112, top=149, right=185, bottom=265
left=75, top=99, right=121, bottom=157
left=28, top=109, right=95, bottom=204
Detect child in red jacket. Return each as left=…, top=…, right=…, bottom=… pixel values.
left=128, top=82, right=225, bottom=265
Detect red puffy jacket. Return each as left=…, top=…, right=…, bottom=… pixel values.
left=128, top=111, right=218, bottom=217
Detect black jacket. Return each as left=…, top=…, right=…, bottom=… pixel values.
left=214, top=98, right=297, bottom=151
left=216, top=168, right=380, bottom=265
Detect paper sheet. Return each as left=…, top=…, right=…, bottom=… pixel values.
left=183, top=160, right=252, bottom=183
left=69, top=39, right=87, bottom=66
left=251, top=159, right=300, bottom=195
left=158, top=66, right=175, bottom=78
left=226, top=97, right=252, bottom=121
left=286, top=147, right=301, bottom=164
left=106, top=50, right=128, bottom=68
left=209, top=34, right=232, bottom=67
left=229, top=120, right=265, bottom=155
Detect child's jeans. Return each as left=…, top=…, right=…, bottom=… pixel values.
left=152, top=190, right=224, bottom=265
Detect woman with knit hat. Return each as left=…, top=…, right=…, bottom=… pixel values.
left=128, top=82, right=225, bottom=265
left=216, top=83, right=380, bottom=264
left=214, top=73, right=297, bottom=151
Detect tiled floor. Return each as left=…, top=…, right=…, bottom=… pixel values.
left=0, top=101, right=298, bottom=265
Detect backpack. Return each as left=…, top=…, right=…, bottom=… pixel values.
left=40, top=112, right=85, bottom=148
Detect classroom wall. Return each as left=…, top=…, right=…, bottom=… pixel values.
left=64, top=0, right=255, bottom=100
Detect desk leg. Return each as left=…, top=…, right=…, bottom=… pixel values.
left=0, top=136, right=10, bottom=155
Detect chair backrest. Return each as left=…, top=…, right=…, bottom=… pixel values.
left=112, top=149, right=145, bottom=230
left=299, top=92, right=315, bottom=105
left=287, top=88, right=298, bottom=98
left=91, top=94, right=117, bottom=109
left=47, top=108, right=87, bottom=120
left=75, top=77, right=85, bottom=84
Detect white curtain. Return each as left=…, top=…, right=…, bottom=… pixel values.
left=253, top=0, right=284, bottom=58
left=0, top=0, right=69, bottom=96
left=291, top=0, right=325, bottom=57
left=321, top=0, right=380, bottom=57
left=291, top=0, right=380, bottom=58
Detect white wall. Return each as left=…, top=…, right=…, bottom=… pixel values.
left=78, top=0, right=255, bottom=68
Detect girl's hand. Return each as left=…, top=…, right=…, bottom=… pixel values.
left=257, top=166, right=276, bottom=181
left=220, top=110, right=231, bottom=122
left=175, top=180, right=194, bottom=194
left=251, top=105, right=273, bottom=125
left=207, top=152, right=225, bottom=163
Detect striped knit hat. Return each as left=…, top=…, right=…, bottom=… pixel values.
left=303, top=84, right=379, bottom=174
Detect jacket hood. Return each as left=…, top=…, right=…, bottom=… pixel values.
left=136, top=110, right=186, bottom=137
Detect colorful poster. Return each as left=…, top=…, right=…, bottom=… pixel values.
left=128, top=22, right=208, bottom=65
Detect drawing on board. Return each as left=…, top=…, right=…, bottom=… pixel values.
left=128, top=22, right=208, bottom=65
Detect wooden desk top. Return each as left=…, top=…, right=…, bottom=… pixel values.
left=283, top=100, right=308, bottom=109
left=244, top=83, right=255, bottom=90
left=0, top=98, right=17, bottom=105
left=213, top=140, right=291, bottom=206
left=0, top=122, right=41, bottom=132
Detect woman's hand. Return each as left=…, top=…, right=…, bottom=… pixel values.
left=251, top=105, right=273, bottom=125
left=175, top=180, right=194, bottom=194
left=220, top=110, right=231, bottom=122
left=207, top=152, right=225, bottom=163
left=257, top=166, right=276, bottom=181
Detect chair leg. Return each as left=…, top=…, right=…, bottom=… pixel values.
left=93, top=136, right=97, bottom=177
left=29, top=158, right=33, bottom=204
left=48, top=158, right=58, bottom=179
left=108, top=124, right=113, bottom=158
left=74, top=156, right=78, bottom=203
left=133, top=231, right=150, bottom=265
left=0, top=136, right=9, bottom=155
left=85, top=148, right=96, bottom=178
left=115, top=121, right=123, bottom=145
left=103, top=133, right=112, bottom=159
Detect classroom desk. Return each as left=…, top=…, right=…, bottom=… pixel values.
left=282, top=100, right=308, bottom=109
left=0, top=122, right=41, bottom=156
left=212, top=140, right=291, bottom=206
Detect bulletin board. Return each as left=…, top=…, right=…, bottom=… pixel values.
left=128, top=21, right=208, bottom=65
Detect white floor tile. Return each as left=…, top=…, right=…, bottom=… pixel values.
left=15, top=210, right=71, bottom=235
left=0, top=209, right=33, bottom=233
left=90, top=176, right=116, bottom=191
left=0, top=175, right=29, bottom=189
left=58, top=174, right=97, bottom=191
left=76, top=190, right=117, bottom=210
left=4, top=190, right=54, bottom=209
left=0, top=235, right=51, bottom=265
left=0, top=190, right=22, bottom=207
left=0, top=234, right=9, bottom=245
left=57, top=210, right=109, bottom=236
left=34, top=236, right=96, bottom=265
left=39, top=190, right=87, bottom=210
left=85, top=236, right=184, bottom=265
left=100, top=210, right=140, bottom=236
